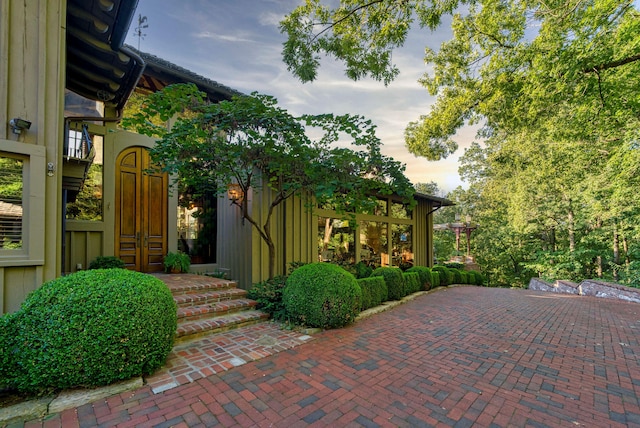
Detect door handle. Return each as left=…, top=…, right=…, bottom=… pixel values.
left=136, top=232, right=141, bottom=248
left=144, top=232, right=148, bottom=248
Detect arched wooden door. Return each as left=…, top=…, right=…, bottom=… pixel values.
left=115, top=147, right=167, bottom=272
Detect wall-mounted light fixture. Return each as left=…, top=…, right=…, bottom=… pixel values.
left=9, top=118, right=31, bottom=134
left=227, top=183, right=244, bottom=204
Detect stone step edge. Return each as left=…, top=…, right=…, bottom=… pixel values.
left=172, top=288, right=247, bottom=307
left=164, top=279, right=239, bottom=295
left=175, top=310, right=270, bottom=341
left=176, top=299, right=258, bottom=321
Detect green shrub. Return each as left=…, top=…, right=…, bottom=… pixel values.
left=283, top=263, right=362, bottom=329
left=449, top=268, right=463, bottom=284
left=405, top=266, right=432, bottom=290
left=469, top=270, right=486, bottom=285
left=0, top=313, right=18, bottom=388
left=432, top=266, right=453, bottom=286
left=164, top=251, right=190, bottom=273
left=247, top=275, right=287, bottom=321
left=88, top=256, right=125, bottom=270
left=444, top=261, right=464, bottom=270
left=403, top=272, right=421, bottom=294
left=357, top=276, right=388, bottom=310
left=431, top=271, right=441, bottom=287
left=460, top=271, right=469, bottom=284
left=371, top=267, right=405, bottom=300
left=354, top=261, right=373, bottom=279
left=1, top=269, right=176, bottom=393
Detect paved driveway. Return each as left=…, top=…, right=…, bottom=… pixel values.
left=25, top=287, right=640, bottom=427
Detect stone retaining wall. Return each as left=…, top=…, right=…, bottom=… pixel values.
left=528, top=277, right=640, bottom=303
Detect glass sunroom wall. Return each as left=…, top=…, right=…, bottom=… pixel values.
left=360, top=221, right=388, bottom=267
left=391, top=224, right=413, bottom=268
left=318, top=216, right=356, bottom=264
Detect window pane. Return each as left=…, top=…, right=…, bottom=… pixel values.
left=0, top=157, right=23, bottom=249
left=360, top=221, right=388, bottom=267
left=391, top=201, right=412, bottom=219
left=66, top=134, right=103, bottom=220
left=317, top=217, right=355, bottom=264
left=177, top=191, right=216, bottom=263
left=391, top=224, right=413, bottom=268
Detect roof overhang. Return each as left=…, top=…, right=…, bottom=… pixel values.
left=128, top=47, right=244, bottom=102
left=65, top=0, right=145, bottom=111
left=414, top=192, right=455, bottom=208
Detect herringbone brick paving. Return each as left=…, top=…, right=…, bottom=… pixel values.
left=20, top=287, right=640, bottom=427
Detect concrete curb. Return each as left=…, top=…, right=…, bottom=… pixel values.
left=0, top=378, right=143, bottom=426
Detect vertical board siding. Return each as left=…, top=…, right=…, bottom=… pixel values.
left=1, top=266, right=39, bottom=314
left=217, top=192, right=253, bottom=289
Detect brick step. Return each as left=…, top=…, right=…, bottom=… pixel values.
left=177, top=298, right=258, bottom=322
left=154, top=273, right=238, bottom=295
left=152, top=273, right=270, bottom=344
left=172, top=288, right=248, bottom=308
left=175, top=310, right=270, bottom=344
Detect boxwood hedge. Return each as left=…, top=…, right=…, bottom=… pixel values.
left=0, top=269, right=177, bottom=393
left=283, top=263, right=362, bottom=329
left=371, top=267, right=405, bottom=300
left=358, top=276, right=388, bottom=310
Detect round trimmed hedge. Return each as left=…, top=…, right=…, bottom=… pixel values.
left=0, top=269, right=177, bottom=393
left=283, top=263, right=362, bottom=329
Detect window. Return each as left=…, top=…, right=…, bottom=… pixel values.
left=391, top=224, right=413, bottom=268
left=177, top=191, right=216, bottom=263
left=65, top=126, right=103, bottom=220
left=0, top=156, right=23, bottom=249
left=391, top=201, right=412, bottom=219
left=318, top=217, right=355, bottom=264
left=360, top=221, right=388, bottom=267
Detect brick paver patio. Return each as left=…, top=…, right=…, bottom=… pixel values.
left=21, top=286, right=640, bottom=427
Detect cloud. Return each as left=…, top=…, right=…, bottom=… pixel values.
left=193, top=31, right=255, bottom=43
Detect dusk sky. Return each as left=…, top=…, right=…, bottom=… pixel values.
left=125, top=0, right=480, bottom=194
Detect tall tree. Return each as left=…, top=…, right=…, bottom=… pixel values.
left=281, top=0, right=640, bottom=159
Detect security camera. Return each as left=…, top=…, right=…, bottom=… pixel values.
left=9, top=118, right=32, bottom=134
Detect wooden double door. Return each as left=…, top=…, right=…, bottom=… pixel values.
left=115, top=147, right=167, bottom=272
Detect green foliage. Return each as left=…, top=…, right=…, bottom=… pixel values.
left=371, top=267, right=404, bottom=300
left=123, top=86, right=414, bottom=279
left=247, top=275, right=288, bottom=321
left=65, top=164, right=103, bottom=220
left=282, top=1, right=640, bottom=160
left=164, top=251, right=190, bottom=273
left=357, top=276, right=387, bottom=310
left=89, top=256, right=125, bottom=270
left=283, top=263, right=362, bottom=328
left=431, top=271, right=441, bottom=287
left=444, top=262, right=464, bottom=270
left=282, top=1, right=640, bottom=286
left=432, top=266, right=453, bottom=286
left=459, top=271, right=469, bottom=284
left=405, top=266, right=432, bottom=290
left=0, top=270, right=176, bottom=393
left=403, top=272, right=421, bottom=294
left=353, top=261, right=373, bottom=279
left=448, top=268, right=463, bottom=284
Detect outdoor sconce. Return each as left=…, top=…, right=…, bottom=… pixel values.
left=9, top=118, right=31, bottom=134
left=227, top=183, right=244, bottom=204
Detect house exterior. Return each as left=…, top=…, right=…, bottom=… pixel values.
left=0, top=0, right=452, bottom=315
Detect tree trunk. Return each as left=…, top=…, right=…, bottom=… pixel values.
left=567, top=208, right=575, bottom=254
